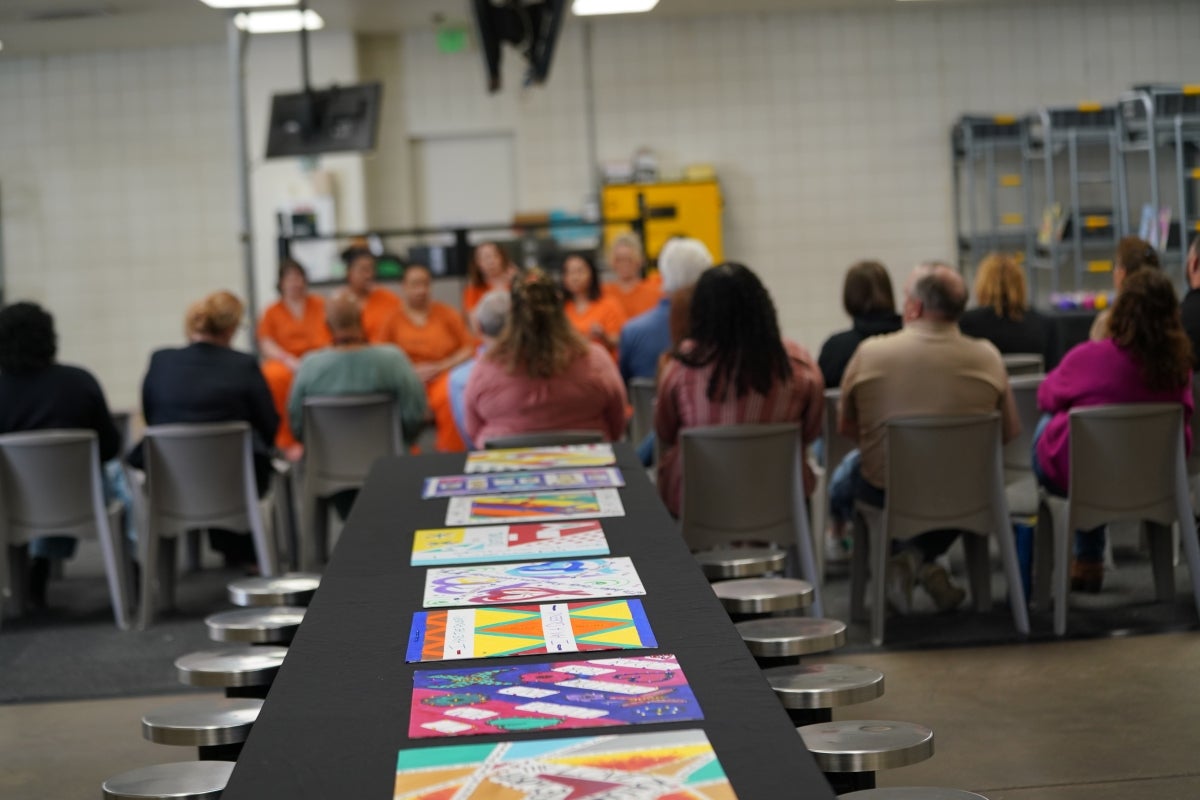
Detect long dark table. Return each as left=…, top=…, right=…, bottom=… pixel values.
left=223, top=445, right=835, bottom=799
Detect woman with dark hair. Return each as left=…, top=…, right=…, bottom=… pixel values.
left=959, top=252, right=1051, bottom=362
left=343, top=246, right=400, bottom=343
left=1035, top=268, right=1193, bottom=592
left=561, top=253, right=625, bottom=357
left=817, top=260, right=902, bottom=388
left=1089, top=235, right=1161, bottom=341
left=464, top=242, right=519, bottom=319
left=258, top=258, right=331, bottom=457
left=0, top=302, right=122, bottom=606
left=464, top=270, right=626, bottom=445
left=655, top=263, right=825, bottom=517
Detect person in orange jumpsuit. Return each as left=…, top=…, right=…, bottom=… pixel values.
left=343, top=246, right=400, bottom=343
left=463, top=241, right=519, bottom=322
left=562, top=253, right=625, bottom=359
left=383, top=264, right=475, bottom=451
left=258, top=259, right=332, bottom=457
left=602, top=231, right=661, bottom=319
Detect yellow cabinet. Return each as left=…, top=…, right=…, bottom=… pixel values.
left=601, top=180, right=723, bottom=263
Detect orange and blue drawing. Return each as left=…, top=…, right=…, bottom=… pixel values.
left=444, top=489, right=625, bottom=527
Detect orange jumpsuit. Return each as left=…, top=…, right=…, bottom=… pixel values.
left=258, top=295, right=332, bottom=449
left=602, top=273, right=662, bottom=319
left=383, top=302, right=473, bottom=452
left=361, top=287, right=402, bottom=344
left=564, top=296, right=625, bottom=359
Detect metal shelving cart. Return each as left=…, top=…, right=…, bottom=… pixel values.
left=1022, top=103, right=1121, bottom=294
left=952, top=115, right=1034, bottom=276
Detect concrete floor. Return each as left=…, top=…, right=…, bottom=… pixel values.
left=3, top=633, right=1200, bottom=798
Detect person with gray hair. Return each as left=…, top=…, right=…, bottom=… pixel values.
left=618, top=237, right=713, bottom=382
left=602, top=231, right=659, bottom=319
left=449, top=289, right=512, bottom=449
left=833, top=261, right=1019, bottom=614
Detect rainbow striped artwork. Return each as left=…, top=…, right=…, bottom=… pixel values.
left=422, top=557, right=645, bottom=608
left=463, top=443, right=616, bottom=473
left=443, top=489, right=625, bottom=527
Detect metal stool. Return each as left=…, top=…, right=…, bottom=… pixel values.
left=711, top=577, right=813, bottom=618
left=176, top=647, right=287, bottom=699
left=101, top=761, right=233, bottom=799
left=843, top=789, right=988, bottom=799
left=765, top=663, right=884, bottom=725
left=799, top=720, right=934, bottom=794
left=735, top=617, right=846, bottom=667
left=206, top=606, right=305, bottom=645
left=227, top=573, right=319, bottom=608
left=694, top=547, right=787, bottom=580
left=142, top=698, right=263, bottom=761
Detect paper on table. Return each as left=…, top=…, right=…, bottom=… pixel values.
left=423, top=556, right=645, bottom=608
left=411, top=520, right=610, bottom=566
left=443, top=489, right=625, bottom=527
left=463, top=443, right=617, bottom=473
left=422, top=467, right=625, bottom=498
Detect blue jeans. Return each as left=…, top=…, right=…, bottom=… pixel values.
left=30, top=460, right=134, bottom=560
left=1031, top=414, right=1105, bottom=563
left=828, top=449, right=862, bottom=524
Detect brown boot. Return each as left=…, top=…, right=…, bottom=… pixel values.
left=1070, top=560, right=1104, bottom=593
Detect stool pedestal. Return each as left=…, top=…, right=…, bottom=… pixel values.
left=799, top=719, right=934, bottom=795
left=842, top=789, right=989, bottom=799
left=101, top=761, right=233, bottom=799
left=206, top=606, right=305, bottom=644
left=712, top=577, right=813, bottom=617
left=765, top=663, right=885, bottom=725
left=142, top=697, right=262, bottom=761
left=228, top=574, right=319, bottom=608
left=694, top=547, right=787, bottom=580
left=735, top=617, right=846, bottom=667
left=176, top=647, right=287, bottom=699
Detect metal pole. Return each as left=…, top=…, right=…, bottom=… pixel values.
left=299, top=0, right=312, bottom=94
left=582, top=20, right=598, bottom=196
left=228, top=15, right=259, bottom=353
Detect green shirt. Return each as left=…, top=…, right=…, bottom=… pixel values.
left=288, top=345, right=428, bottom=444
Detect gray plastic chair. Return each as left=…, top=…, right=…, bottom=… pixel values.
left=680, top=422, right=824, bottom=617
left=138, top=422, right=278, bottom=628
left=627, top=377, right=657, bottom=445
left=484, top=430, right=605, bottom=449
left=0, top=429, right=133, bottom=629
left=1003, top=375, right=1044, bottom=517
left=1035, top=403, right=1200, bottom=636
left=850, top=414, right=1029, bottom=646
left=1001, top=353, right=1044, bottom=376
left=301, top=394, right=401, bottom=570
left=1188, top=376, right=1200, bottom=498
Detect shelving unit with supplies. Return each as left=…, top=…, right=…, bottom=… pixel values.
left=952, top=115, right=1034, bottom=276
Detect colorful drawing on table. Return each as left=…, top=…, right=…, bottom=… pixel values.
left=423, top=557, right=645, bottom=609
left=408, top=654, right=701, bottom=739
left=405, top=599, right=657, bottom=663
left=394, top=728, right=739, bottom=799
left=463, top=443, right=617, bottom=474
left=411, top=520, right=610, bottom=567
left=444, top=489, right=625, bottom=527
left=422, top=467, right=626, bottom=499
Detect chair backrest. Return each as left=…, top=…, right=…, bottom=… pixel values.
left=302, top=394, right=401, bottom=496
left=680, top=423, right=803, bottom=550
left=821, top=388, right=855, bottom=475
left=884, top=413, right=1006, bottom=540
left=1002, top=353, right=1045, bottom=376
left=627, top=378, right=657, bottom=445
left=1003, top=375, right=1044, bottom=475
left=484, top=430, right=605, bottom=450
left=1188, top=376, right=1200, bottom=478
left=0, top=429, right=105, bottom=542
left=1068, top=403, right=1186, bottom=530
left=143, top=422, right=257, bottom=535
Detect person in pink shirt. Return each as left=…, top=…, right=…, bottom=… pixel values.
left=464, top=270, right=627, bottom=446
left=1034, top=269, right=1194, bottom=592
left=655, top=262, right=825, bottom=518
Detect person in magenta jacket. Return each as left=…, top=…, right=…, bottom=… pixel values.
left=464, top=270, right=627, bottom=446
left=1034, top=269, right=1194, bottom=592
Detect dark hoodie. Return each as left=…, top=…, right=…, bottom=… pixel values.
left=818, top=311, right=903, bottom=389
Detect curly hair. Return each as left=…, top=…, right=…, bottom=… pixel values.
left=973, top=252, right=1027, bottom=321
left=488, top=269, right=587, bottom=378
left=675, top=262, right=792, bottom=401
left=842, top=260, right=895, bottom=318
left=185, top=291, right=244, bottom=340
left=0, top=302, right=57, bottom=373
left=1109, top=269, right=1192, bottom=392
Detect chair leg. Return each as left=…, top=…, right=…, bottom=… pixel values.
left=158, top=537, right=178, bottom=613
left=1146, top=521, right=1176, bottom=603
left=849, top=512, right=869, bottom=623
left=1173, top=491, right=1200, bottom=625
left=792, top=507, right=823, bottom=619
left=313, top=498, right=330, bottom=570
left=185, top=529, right=203, bottom=572
left=138, top=527, right=159, bottom=630
left=95, top=516, right=131, bottom=630
left=1032, top=504, right=1054, bottom=612
left=1054, top=508, right=1072, bottom=637
left=993, top=508, right=1030, bottom=636
left=963, top=534, right=992, bottom=613
left=6, top=544, right=30, bottom=618
left=869, top=518, right=888, bottom=647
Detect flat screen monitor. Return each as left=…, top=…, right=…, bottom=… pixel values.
left=265, top=82, right=382, bottom=159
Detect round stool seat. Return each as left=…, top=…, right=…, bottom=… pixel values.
left=735, top=617, right=846, bottom=658
left=228, top=574, right=320, bottom=607
left=712, top=577, right=813, bottom=615
left=694, top=547, right=787, bottom=580
left=799, top=720, right=934, bottom=773
left=142, top=698, right=263, bottom=747
left=176, top=647, right=287, bottom=688
left=206, top=606, right=306, bottom=644
left=101, top=761, right=234, bottom=799
left=764, top=663, right=885, bottom=709
left=843, top=789, right=988, bottom=799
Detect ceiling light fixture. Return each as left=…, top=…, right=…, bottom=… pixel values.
left=572, top=0, right=659, bottom=16
left=234, top=9, right=324, bottom=34
left=200, top=0, right=298, bottom=8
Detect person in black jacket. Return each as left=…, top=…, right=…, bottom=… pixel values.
left=131, top=290, right=279, bottom=568
left=818, top=260, right=902, bottom=388
left=0, top=302, right=122, bottom=606
left=959, top=252, right=1051, bottom=365
left=1180, top=236, right=1200, bottom=367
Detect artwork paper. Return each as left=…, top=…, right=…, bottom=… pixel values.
left=444, top=489, right=625, bottom=527
left=423, top=557, right=645, bottom=608
left=405, top=599, right=657, bottom=663
left=463, top=444, right=617, bottom=473
left=394, top=728, right=738, bottom=799
left=422, top=468, right=625, bottom=498
left=411, top=521, right=610, bottom=567
left=409, top=654, right=702, bottom=739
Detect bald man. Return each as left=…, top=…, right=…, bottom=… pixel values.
left=836, top=262, right=1019, bottom=614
